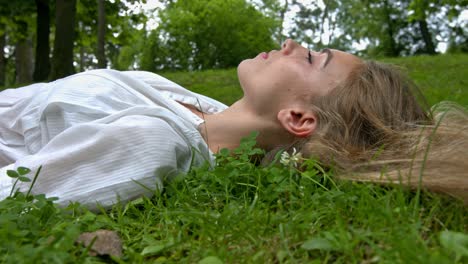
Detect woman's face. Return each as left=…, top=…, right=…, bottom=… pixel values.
left=237, top=39, right=362, bottom=115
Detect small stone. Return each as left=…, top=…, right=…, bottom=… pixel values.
left=76, top=229, right=123, bottom=257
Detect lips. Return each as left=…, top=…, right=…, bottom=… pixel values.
left=260, top=52, right=268, bottom=59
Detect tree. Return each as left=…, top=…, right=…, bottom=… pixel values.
left=96, top=0, right=106, bottom=68
left=379, top=0, right=403, bottom=56
left=408, top=0, right=467, bottom=54
left=105, top=0, right=148, bottom=70
left=444, top=0, right=468, bottom=52
left=0, top=1, right=36, bottom=84
left=74, top=0, right=146, bottom=71
left=14, top=19, right=34, bottom=84
left=0, top=30, right=5, bottom=86
left=327, top=0, right=410, bottom=57
left=250, top=0, right=288, bottom=44
left=287, top=0, right=351, bottom=52
left=408, top=0, right=437, bottom=54
left=287, top=0, right=450, bottom=56
left=75, top=0, right=99, bottom=71
left=33, top=0, right=51, bottom=81
left=0, top=4, right=14, bottom=86
left=142, top=0, right=278, bottom=71
left=50, top=0, right=77, bottom=80
left=288, top=1, right=322, bottom=48
left=0, top=0, right=53, bottom=84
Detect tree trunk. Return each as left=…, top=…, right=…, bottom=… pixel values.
left=15, top=38, right=34, bottom=85
left=33, top=0, right=51, bottom=82
left=0, top=31, right=5, bottom=86
left=97, top=0, right=106, bottom=68
left=382, top=0, right=399, bottom=57
left=50, top=0, right=77, bottom=80
left=15, top=20, right=33, bottom=85
left=418, top=19, right=436, bottom=54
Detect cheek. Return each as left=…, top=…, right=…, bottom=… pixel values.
left=276, top=67, right=311, bottom=94
left=301, top=71, right=337, bottom=98
left=316, top=76, right=340, bottom=97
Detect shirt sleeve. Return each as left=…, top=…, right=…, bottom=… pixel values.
left=8, top=113, right=195, bottom=210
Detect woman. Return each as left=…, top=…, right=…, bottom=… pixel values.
left=0, top=39, right=466, bottom=209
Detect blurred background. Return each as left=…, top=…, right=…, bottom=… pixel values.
left=0, top=0, right=466, bottom=86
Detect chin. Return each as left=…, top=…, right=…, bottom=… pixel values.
left=237, top=58, right=256, bottom=77
left=237, top=60, right=247, bottom=78
left=237, top=58, right=252, bottom=70
left=237, top=61, right=253, bottom=95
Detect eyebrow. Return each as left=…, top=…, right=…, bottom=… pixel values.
left=321, top=48, right=333, bottom=69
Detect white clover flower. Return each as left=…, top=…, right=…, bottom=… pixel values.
left=280, top=147, right=303, bottom=167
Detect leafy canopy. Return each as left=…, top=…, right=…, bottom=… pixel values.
left=140, top=0, right=278, bottom=71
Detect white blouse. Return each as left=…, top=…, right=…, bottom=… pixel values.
left=0, top=69, right=228, bottom=209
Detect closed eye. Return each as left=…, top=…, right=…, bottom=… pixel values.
left=307, top=51, right=312, bottom=64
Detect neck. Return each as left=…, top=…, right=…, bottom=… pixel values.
left=199, top=99, right=292, bottom=153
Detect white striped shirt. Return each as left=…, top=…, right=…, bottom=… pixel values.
left=0, top=69, right=227, bottom=210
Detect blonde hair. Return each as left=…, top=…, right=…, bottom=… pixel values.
left=300, top=61, right=468, bottom=203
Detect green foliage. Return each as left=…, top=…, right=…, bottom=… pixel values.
left=0, top=168, right=104, bottom=263
left=75, top=0, right=148, bottom=70
left=289, top=0, right=466, bottom=57
left=140, top=0, right=278, bottom=71
left=249, top=0, right=286, bottom=43
left=338, top=0, right=410, bottom=57
left=0, top=0, right=36, bottom=39
left=289, top=0, right=353, bottom=51
left=0, top=0, right=36, bottom=86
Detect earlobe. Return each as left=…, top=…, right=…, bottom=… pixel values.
left=277, top=109, right=317, bottom=138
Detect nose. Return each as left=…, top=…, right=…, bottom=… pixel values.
left=281, top=39, right=300, bottom=55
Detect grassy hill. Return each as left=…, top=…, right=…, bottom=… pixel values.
left=1, top=53, right=467, bottom=263
left=383, top=53, right=468, bottom=106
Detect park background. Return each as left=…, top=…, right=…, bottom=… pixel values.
left=0, top=0, right=467, bottom=263
left=0, top=0, right=466, bottom=85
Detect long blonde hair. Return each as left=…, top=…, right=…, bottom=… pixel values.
left=300, top=61, right=468, bottom=203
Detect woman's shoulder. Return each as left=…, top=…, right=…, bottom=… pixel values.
left=68, top=69, right=228, bottom=114
left=119, top=70, right=229, bottom=113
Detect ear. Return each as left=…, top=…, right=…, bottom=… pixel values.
left=277, top=108, right=317, bottom=138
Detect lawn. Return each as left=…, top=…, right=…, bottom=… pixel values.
left=0, top=54, right=467, bottom=263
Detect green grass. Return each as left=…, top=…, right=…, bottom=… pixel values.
left=382, top=53, right=468, bottom=106
left=161, top=68, right=242, bottom=105
left=1, top=54, right=467, bottom=263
